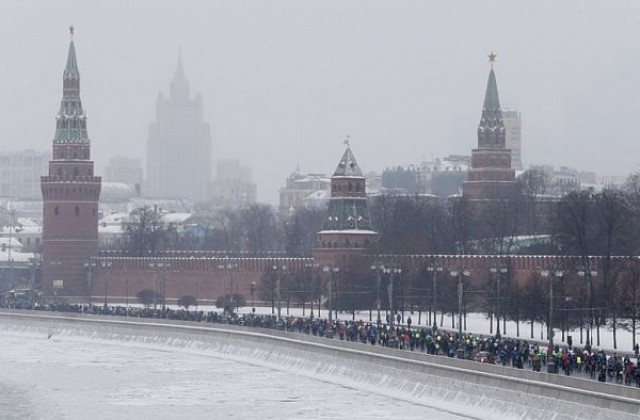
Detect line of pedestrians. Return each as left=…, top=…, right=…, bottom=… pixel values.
left=13, top=302, right=640, bottom=387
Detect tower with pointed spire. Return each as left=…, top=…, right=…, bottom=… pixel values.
left=462, top=53, right=518, bottom=200
left=146, top=51, right=212, bottom=202
left=41, top=27, right=101, bottom=299
left=313, top=140, right=378, bottom=263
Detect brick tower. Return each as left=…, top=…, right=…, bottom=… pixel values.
left=41, top=27, right=101, bottom=300
left=462, top=53, right=518, bottom=200
left=314, top=140, right=378, bottom=264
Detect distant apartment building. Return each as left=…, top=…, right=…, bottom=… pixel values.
left=208, top=159, right=257, bottom=207
left=503, top=109, right=523, bottom=171
left=527, top=164, right=591, bottom=196
left=279, top=167, right=331, bottom=213
left=382, top=155, right=469, bottom=197
left=0, top=149, right=50, bottom=199
left=103, top=155, right=143, bottom=188
left=146, top=54, right=212, bottom=202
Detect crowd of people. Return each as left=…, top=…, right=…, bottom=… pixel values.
left=8, top=301, right=640, bottom=387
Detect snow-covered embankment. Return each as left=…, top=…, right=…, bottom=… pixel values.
left=1, top=310, right=638, bottom=420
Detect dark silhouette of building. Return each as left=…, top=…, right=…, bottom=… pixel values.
left=463, top=53, right=518, bottom=201
left=146, top=52, right=212, bottom=202
left=314, top=141, right=378, bottom=264
left=41, top=27, right=101, bottom=299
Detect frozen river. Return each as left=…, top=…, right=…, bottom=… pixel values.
left=0, top=328, right=471, bottom=420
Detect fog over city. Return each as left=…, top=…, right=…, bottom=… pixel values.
left=1, top=0, right=639, bottom=203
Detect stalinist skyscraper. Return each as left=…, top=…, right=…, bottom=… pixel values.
left=146, top=53, right=212, bottom=202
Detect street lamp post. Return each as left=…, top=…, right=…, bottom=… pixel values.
left=29, top=257, right=41, bottom=307
left=250, top=281, right=257, bottom=313
left=7, top=209, right=16, bottom=290
left=323, top=266, right=330, bottom=319
left=49, top=260, right=62, bottom=305
left=577, top=268, right=597, bottom=349
left=427, top=265, right=443, bottom=327
left=149, top=261, right=170, bottom=310
left=218, top=261, right=238, bottom=314
left=84, top=260, right=97, bottom=305
left=542, top=269, right=563, bottom=373
left=322, top=265, right=339, bottom=322
left=370, top=264, right=385, bottom=325
left=273, top=264, right=287, bottom=318
left=304, top=262, right=320, bottom=317
left=499, top=267, right=508, bottom=335
left=383, top=267, right=401, bottom=326
left=490, top=266, right=508, bottom=338
left=101, top=260, right=113, bottom=307
left=450, top=269, right=471, bottom=339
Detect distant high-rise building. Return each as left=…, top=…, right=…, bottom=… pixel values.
left=0, top=149, right=50, bottom=199
left=103, top=155, right=143, bottom=187
left=208, top=159, right=257, bottom=207
left=502, top=109, right=523, bottom=170
left=146, top=53, right=212, bottom=202
left=41, top=28, right=101, bottom=299
left=463, top=54, right=518, bottom=200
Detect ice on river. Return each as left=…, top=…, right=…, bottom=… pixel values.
left=0, top=326, right=471, bottom=420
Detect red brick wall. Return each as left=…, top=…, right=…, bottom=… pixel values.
left=71, top=254, right=613, bottom=306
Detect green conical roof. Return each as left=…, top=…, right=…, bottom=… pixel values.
left=54, top=32, right=88, bottom=144
left=479, top=68, right=503, bottom=130
left=333, top=147, right=363, bottom=177
left=64, top=40, right=79, bottom=79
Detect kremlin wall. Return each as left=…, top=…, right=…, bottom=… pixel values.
left=38, top=31, right=626, bottom=309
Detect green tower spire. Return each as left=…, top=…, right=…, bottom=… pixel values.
left=54, top=25, right=88, bottom=144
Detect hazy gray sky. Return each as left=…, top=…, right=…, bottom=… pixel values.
left=2, top=1, right=640, bottom=203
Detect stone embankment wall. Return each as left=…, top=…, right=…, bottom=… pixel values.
left=2, top=310, right=639, bottom=420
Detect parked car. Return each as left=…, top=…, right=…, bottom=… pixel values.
left=473, top=351, right=495, bottom=364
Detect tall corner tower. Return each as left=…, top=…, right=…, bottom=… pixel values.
left=462, top=52, right=518, bottom=200
left=146, top=51, right=212, bottom=202
left=313, top=139, right=378, bottom=265
left=41, top=27, right=101, bottom=300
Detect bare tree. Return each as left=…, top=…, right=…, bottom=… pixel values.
left=616, top=258, right=640, bottom=349
left=447, top=195, right=474, bottom=255
left=480, top=197, right=521, bottom=255
left=241, top=204, right=282, bottom=253
left=121, top=206, right=171, bottom=256
left=594, top=188, right=633, bottom=349
left=284, top=208, right=326, bottom=257
left=518, top=168, right=550, bottom=235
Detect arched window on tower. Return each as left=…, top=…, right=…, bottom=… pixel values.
left=57, top=167, right=62, bottom=177
left=348, top=182, right=353, bottom=191
left=54, top=206, right=59, bottom=216
left=75, top=206, right=80, bottom=216
left=74, top=167, right=79, bottom=177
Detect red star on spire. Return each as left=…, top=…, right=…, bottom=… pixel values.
left=488, top=51, right=497, bottom=66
